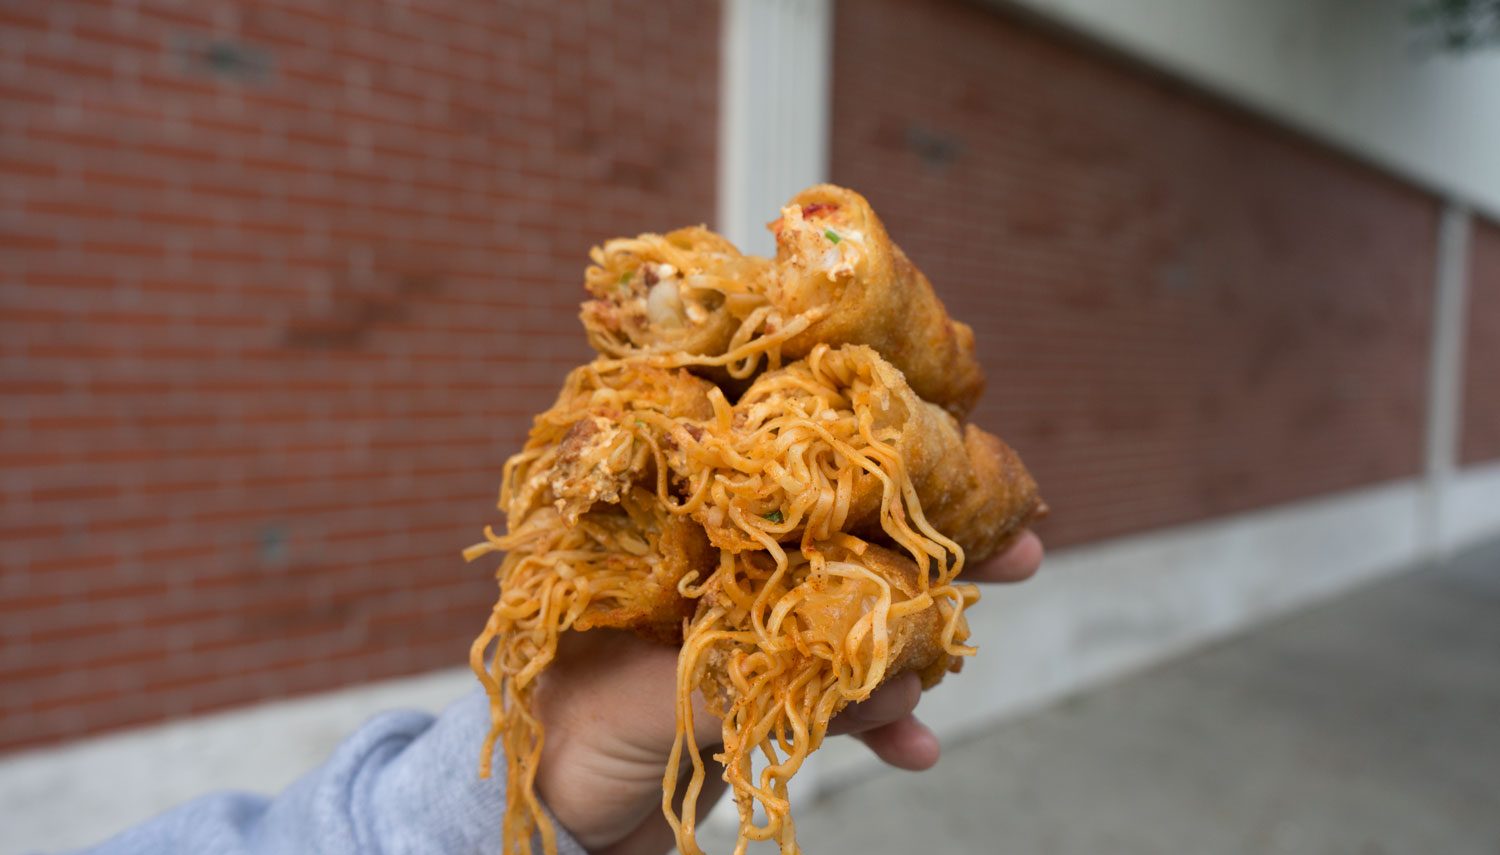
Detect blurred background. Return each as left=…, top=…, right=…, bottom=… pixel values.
left=2, top=0, right=1498, bottom=852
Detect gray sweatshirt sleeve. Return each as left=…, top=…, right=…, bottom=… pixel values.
left=71, top=690, right=590, bottom=855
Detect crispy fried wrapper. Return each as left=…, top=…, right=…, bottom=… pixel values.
left=771, top=184, right=985, bottom=418
left=921, top=424, right=1048, bottom=565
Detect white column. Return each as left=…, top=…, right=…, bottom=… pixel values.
left=1423, top=202, right=1472, bottom=555
left=716, top=0, right=834, bottom=257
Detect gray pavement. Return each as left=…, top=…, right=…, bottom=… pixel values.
left=706, top=537, right=1500, bottom=854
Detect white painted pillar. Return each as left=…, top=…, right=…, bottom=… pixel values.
left=1423, top=202, right=1473, bottom=556
left=716, top=0, right=834, bottom=257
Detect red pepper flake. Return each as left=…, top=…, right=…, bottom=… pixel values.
left=802, top=203, right=838, bottom=219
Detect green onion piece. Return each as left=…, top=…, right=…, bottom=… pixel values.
left=619, top=270, right=633, bottom=285
left=635, top=419, right=646, bottom=428
left=763, top=509, right=784, bottom=523
left=823, top=229, right=842, bottom=244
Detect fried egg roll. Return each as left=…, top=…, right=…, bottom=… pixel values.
left=580, top=226, right=774, bottom=359
left=504, top=360, right=716, bottom=525
left=921, top=424, right=1048, bottom=565
left=771, top=184, right=985, bottom=418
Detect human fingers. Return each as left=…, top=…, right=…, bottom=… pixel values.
left=853, top=714, right=941, bottom=771
left=541, top=630, right=691, bottom=758
left=827, top=671, right=922, bottom=737
left=965, top=529, right=1044, bottom=584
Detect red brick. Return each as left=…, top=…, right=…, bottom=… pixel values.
left=21, top=51, right=117, bottom=81
left=0, top=232, right=64, bottom=251
left=134, top=71, right=220, bottom=99
left=0, top=7, right=47, bottom=29
left=29, top=483, right=124, bottom=504
left=0, top=156, right=62, bottom=177
left=134, top=4, right=213, bottom=29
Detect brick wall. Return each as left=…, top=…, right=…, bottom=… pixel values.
left=0, top=0, right=1457, bottom=752
left=829, top=0, right=1439, bottom=546
left=0, top=0, right=719, bottom=751
left=1461, top=217, right=1500, bottom=466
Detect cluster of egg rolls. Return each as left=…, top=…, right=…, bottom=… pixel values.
left=577, top=185, right=984, bottom=418
left=474, top=183, right=1046, bottom=855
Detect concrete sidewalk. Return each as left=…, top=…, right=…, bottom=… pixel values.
left=705, top=537, right=1500, bottom=854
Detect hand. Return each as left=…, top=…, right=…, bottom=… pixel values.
left=531, top=531, right=1046, bottom=855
